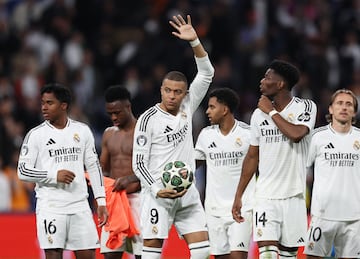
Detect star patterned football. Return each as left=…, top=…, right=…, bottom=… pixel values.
left=161, top=161, right=194, bottom=192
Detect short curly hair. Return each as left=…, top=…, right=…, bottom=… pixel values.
left=269, top=60, right=300, bottom=90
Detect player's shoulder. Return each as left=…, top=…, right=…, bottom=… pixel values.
left=68, top=118, right=91, bottom=130
left=235, top=120, right=250, bottom=130
left=136, top=106, right=160, bottom=131
left=311, top=125, right=329, bottom=138
left=352, top=126, right=360, bottom=135
left=293, top=96, right=317, bottom=109
left=23, top=121, right=47, bottom=140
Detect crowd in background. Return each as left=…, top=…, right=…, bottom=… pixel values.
left=0, top=0, right=360, bottom=213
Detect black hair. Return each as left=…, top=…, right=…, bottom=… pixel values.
left=104, top=85, right=131, bottom=103
left=208, top=87, right=239, bottom=113
left=269, top=60, right=300, bottom=89
left=41, top=83, right=72, bottom=107
left=163, top=71, right=188, bottom=88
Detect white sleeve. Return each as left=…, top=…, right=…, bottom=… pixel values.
left=306, top=133, right=317, bottom=168
left=17, top=130, right=57, bottom=184
left=132, top=110, right=161, bottom=197
left=83, top=126, right=106, bottom=205
left=249, top=110, right=260, bottom=147
left=188, top=55, right=215, bottom=114
left=194, top=130, right=206, bottom=160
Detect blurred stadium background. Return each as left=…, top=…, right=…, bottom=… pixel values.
left=0, top=0, right=359, bottom=258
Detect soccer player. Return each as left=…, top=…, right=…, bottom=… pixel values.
left=132, top=14, right=214, bottom=258
left=195, top=87, right=255, bottom=259
left=100, top=85, right=142, bottom=259
left=232, top=60, right=317, bottom=259
left=17, top=83, right=108, bottom=259
left=304, top=89, right=360, bottom=258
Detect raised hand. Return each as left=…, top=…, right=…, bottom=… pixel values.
left=169, top=14, right=198, bottom=41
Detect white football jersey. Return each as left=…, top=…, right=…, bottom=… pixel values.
left=307, top=124, right=360, bottom=220
left=132, top=55, right=214, bottom=196
left=251, top=97, right=317, bottom=199
left=195, top=120, right=255, bottom=216
left=18, top=119, right=105, bottom=214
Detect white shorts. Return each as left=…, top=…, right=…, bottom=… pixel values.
left=253, top=195, right=307, bottom=247
left=140, top=185, right=207, bottom=239
left=304, top=216, right=360, bottom=258
left=36, top=208, right=100, bottom=250
left=206, top=211, right=252, bottom=255
left=100, top=193, right=142, bottom=255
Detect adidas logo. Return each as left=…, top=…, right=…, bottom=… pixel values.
left=325, top=143, right=334, bottom=149
left=163, top=126, right=173, bottom=133
left=260, top=120, right=269, bottom=126
left=237, top=242, right=245, bottom=248
left=208, top=142, right=217, bottom=148
left=46, top=138, right=56, bottom=145
left=297, top=237, right=305, bottom=243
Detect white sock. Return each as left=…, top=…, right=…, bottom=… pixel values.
left=259, top=245, right=279, bottom=259
left=189, top=240, right=210, bottom=259
left=279, top=249, right=297, bottom=259
left=142, top=246, right=162, bottom=259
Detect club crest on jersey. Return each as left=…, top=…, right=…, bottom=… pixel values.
left=287, top=113, right=295, bottom=122
left=21, top=145, right=29, bottom=156
left=136, top=135, right=147, bottom=146
left=152, top=226, right=158, bottom=234
left=181, top=111, right=187, bottom=118
left=73, top=133, right=80, bottom=143
left=235, top=137, right=242, bottom=147
left=354, top=140, right=360, bottom=151
left=256, top=228, right=262, bottom=237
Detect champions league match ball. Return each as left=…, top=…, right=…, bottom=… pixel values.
left=161, top=161, right=194, bottom=192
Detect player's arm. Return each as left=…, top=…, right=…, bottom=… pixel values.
left=17, top=132, right=59, bottom=184
left=133, top=114, right=184, bottom=199
left=99, top=128, right=111, bottom=177
left=170, top=14, right=215, bottom=113
left=258, top=95, right=316, bottom=142
left=83, top=127, right=108, bottom=225
left=232, top=145, right=259, bottom=223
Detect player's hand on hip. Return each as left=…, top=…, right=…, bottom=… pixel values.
left=97, top=205, right=108, bottom=228
left=232, top=199, right=245, bottom=223
left=157, top=188, right=187, bottom=199
left=169, top=14, right=198, bottom=41
left=57, top=170, right=75, bottom=184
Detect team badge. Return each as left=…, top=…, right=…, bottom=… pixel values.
left=308, top=242, right=314, bottom=250
left=181, top=111, right=187, bottom=118
left=152, top=226, right=158, bottom=234
left=48, top=235, right=53, bottom=244
left=137, top=135, right=147, bottom=146
left=353, top=140, right=360, bottom=151
left=287, top=113, right=295, bottom=122
left=21, top=145, right=29, bottom=156
left=256, top=229, right=262, bottom=237
left=235, top=137, right=242, bottom=147
left=73, top=133, right=80, bottom=143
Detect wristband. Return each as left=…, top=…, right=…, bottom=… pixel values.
left=189, top=38, right=200, bottom=47
left=269, top=110, right=278, bottom=117
left=96, top=197, right=106, bottom=206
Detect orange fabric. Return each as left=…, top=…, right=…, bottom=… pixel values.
left=86, top=173, right=139, bottom=249
left=4, top=166, right=32, bottom=212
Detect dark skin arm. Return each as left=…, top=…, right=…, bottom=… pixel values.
left=258, top=95, right=309, bottom=143
left=232, top=145, right=259, bottom=222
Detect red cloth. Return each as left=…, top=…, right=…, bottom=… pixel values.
left=86, top=174, right=140, bottom=249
